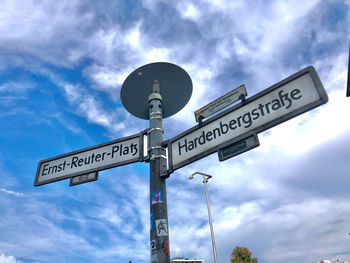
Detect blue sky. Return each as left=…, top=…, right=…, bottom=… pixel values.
left=0, top=1, right=350, bottom=263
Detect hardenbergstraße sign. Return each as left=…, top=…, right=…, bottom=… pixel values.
left=194, top=84, right=247, bottom=122
left=34, top=132, right=144, bottom=186
left=168, top=66, right=328, bottom=172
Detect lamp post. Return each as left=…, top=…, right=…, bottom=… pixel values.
left=189, top=171, right=218, bottom=263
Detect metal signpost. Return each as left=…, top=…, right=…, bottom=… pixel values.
left=35, top=62, right=328, bottom=263
left=347, top=41, right=350, bottom=97
left=121, top=62, right=192, bottom=263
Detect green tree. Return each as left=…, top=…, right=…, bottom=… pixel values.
left=230, top=246, right=258, bottom=263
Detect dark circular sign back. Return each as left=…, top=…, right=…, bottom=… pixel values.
left=121, top=62, right=193, bottom=120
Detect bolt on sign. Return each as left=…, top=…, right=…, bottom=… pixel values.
left=167, top=66, right=328, bottom=172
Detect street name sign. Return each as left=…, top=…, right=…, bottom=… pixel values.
left=167, top=66, right=328, bottom=172
left=34, top=132, right=144, bottom=186
left=194, top=84, right=247, bottom=122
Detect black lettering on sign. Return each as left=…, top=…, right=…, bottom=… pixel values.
left=40, top=140, right=139, bottom=177
left=41, top=160, right=68, bottom=176
left=176, top=88, right=303, bottom=156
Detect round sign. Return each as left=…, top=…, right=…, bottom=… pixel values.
left=121, top=62, right=193, bottom=120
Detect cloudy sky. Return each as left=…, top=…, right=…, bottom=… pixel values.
left=0, top=1, right=350, bottom=263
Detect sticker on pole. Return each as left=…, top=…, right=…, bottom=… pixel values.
left=155, top=219, right=168, bottom=237
left=151, top=191, right=163, bottom=204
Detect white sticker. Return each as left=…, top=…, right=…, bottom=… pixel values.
left=155, top=219, right=168, bottom=237
left=150, top=240, right=156, bottom=250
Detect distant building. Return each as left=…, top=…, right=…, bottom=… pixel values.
left=170, top=257, right=203, bottom=263
left=314, top=260, right=349, bottom=263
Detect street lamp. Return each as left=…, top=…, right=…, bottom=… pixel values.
left=189, top=171, right=218, bottom=263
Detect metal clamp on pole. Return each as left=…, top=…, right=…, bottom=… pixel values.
left=148, top=145, right=163, bottom=152
left=147, top=127, right=164, bottom=134
left=148, top=92, right=162, bottom=102
left=149, top=111, right=162, bottom=120
left=150, top=154, right=167, bottom=161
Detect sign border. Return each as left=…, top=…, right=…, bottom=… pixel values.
left=34, top=131, right=146, bottom=186
left=167, top=66, right=328, bottom=173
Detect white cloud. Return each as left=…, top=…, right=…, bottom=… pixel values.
left=0, top=81, right=36, bottom=108
left=254, top=199, right=350, bottom=262
left=0, top=189, right=25, bottom=197
left=0, top=0, right=94, bottom=67
left=91, top=69, right=122, bottom=88
left=168, top=168, right=350, bottom=262
left=0, top=254, right=22, bottom=263
left=143, top=47, right=171, bottom=64
left=124, top=22, right=142, bottom=49
left=177, top=3, right=201, bottom=21
left=203, top=0, right=244, bottom=12
left=0, top=82, right=34, bottom=93
left=61, top=83, right=133, bottom=137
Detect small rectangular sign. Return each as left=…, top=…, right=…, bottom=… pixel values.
left=168, top=66, right=328, bottom=172
left=194, top=85, right=247, bottom=122
left=34, top=132, right=144, bottom=186
left=218, top=134, right=259, bottom=161
left=70, top=172, right=98, bottom=186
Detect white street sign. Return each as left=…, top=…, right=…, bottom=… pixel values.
left=168, top=66, right=328, bottom=172
left=34, top=133, right=144, bottom=186
left=194, top=84, right=247, bottom=122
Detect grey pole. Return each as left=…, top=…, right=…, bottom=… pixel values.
left=190, top=172, right=218, bottom=263
left=347, top=39, right=350, bottom=97
left=121, top=62, right=192, bottom=263
left=149, top=80, right=170, bottom=263
left=203, top=176, right=218, bottom=263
